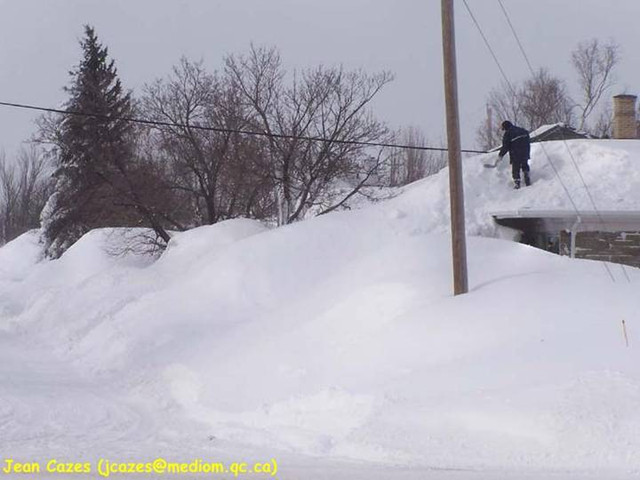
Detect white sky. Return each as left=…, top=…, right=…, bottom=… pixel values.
left=1, top=0, right=639, bottom=157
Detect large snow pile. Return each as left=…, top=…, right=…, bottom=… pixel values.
left=1, top=139, right=640, bottom=479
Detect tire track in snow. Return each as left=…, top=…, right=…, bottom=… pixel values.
left=0, top=333, right=153, bottom=459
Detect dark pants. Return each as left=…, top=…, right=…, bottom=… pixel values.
left=511, top=157, right=530, bottom=180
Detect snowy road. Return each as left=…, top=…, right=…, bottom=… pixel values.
left=0, top=329, right=635, bottom=480
left=0, top=330, right=412, bottom=480
left=0, top=331, right=155, bottom=461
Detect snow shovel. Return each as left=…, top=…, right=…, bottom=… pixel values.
left=483, top=153, right=502, bottom=168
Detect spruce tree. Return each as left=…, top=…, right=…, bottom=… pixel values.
left=41, top=25, right=136, bottom=258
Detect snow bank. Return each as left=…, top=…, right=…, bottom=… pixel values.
left=1, top=140, right=640, bottom=476
left=0, top=229, right=41, bottom=280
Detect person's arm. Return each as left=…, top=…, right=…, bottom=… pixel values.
left=524, top=130, right=531, bottom=159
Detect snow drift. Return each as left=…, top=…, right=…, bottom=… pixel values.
left=1, top=139, right=640, bottom=478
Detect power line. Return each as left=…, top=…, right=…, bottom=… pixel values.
left=496, top=0, right=535, bottom=74
left=461, top=0, right=516, bottom=97
left=0, top=100, right=488, bottom=155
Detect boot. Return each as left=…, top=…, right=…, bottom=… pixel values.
left=524, top=172, right=531, bottom=186
left=513, top=179, right=521, bottom=189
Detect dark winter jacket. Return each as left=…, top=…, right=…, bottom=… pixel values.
left=499, top=124, right=530, bottom=162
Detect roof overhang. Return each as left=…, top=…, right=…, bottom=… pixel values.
left=491, top=210, right=640, bottom=232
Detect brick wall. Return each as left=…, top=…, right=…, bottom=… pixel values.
left=613, top=95, right=638, bottom=139
left=559, top=230, right=640, bottom=268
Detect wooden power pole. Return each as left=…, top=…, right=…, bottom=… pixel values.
left=441, top=0, right=469, bottom=295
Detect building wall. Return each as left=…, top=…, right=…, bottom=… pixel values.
left=559, top=230, right=640, bottom=268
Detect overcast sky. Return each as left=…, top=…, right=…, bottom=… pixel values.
left=1, top=0, right=639, bottom=158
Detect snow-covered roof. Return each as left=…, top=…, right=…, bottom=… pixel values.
left=529, top=123, right=560, bottom=139
left=529, top=123, right=589, bottom=142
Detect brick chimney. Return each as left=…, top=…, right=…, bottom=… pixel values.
left=613, top=94, right=638, bottom=139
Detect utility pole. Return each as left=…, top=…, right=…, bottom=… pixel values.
left=441, top=0, right=469, bottom=295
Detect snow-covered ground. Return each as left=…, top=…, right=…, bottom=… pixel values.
left=1, top=140, right=640, bottom=479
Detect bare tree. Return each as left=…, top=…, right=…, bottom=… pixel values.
left=142, top=57, right=272, bottom=226
left=489, top=82, right=524, bottom=126
left=520, top=68, right=574, bottom=129
left=0, top=152, right=18, bottom=243
left=225, top=45, right=393, bottom=225
left=591, top=100, right=613, bottom=138
left=476, top=81, right=524, bottom=150
left=0, top=148, right=53, bottom=244
left=572, top=38, right=620, bottom=131
left=477, top=69, right=574, bottom=149
left=476, top=104, right=498, bottom=153
left=388, top=127, right=446, bottom=186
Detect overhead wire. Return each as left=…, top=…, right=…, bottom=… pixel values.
left=460, top=0, right=516, bottom=97
left=0, top=100, right=487, bottom=155
left=496, top=0, right=535, bottom=74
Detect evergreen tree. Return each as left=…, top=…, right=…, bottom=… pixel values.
left=41, top=25, right=138, bottom=258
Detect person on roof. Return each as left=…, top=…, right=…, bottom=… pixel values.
left=498, top=120, right=531, bottom=189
